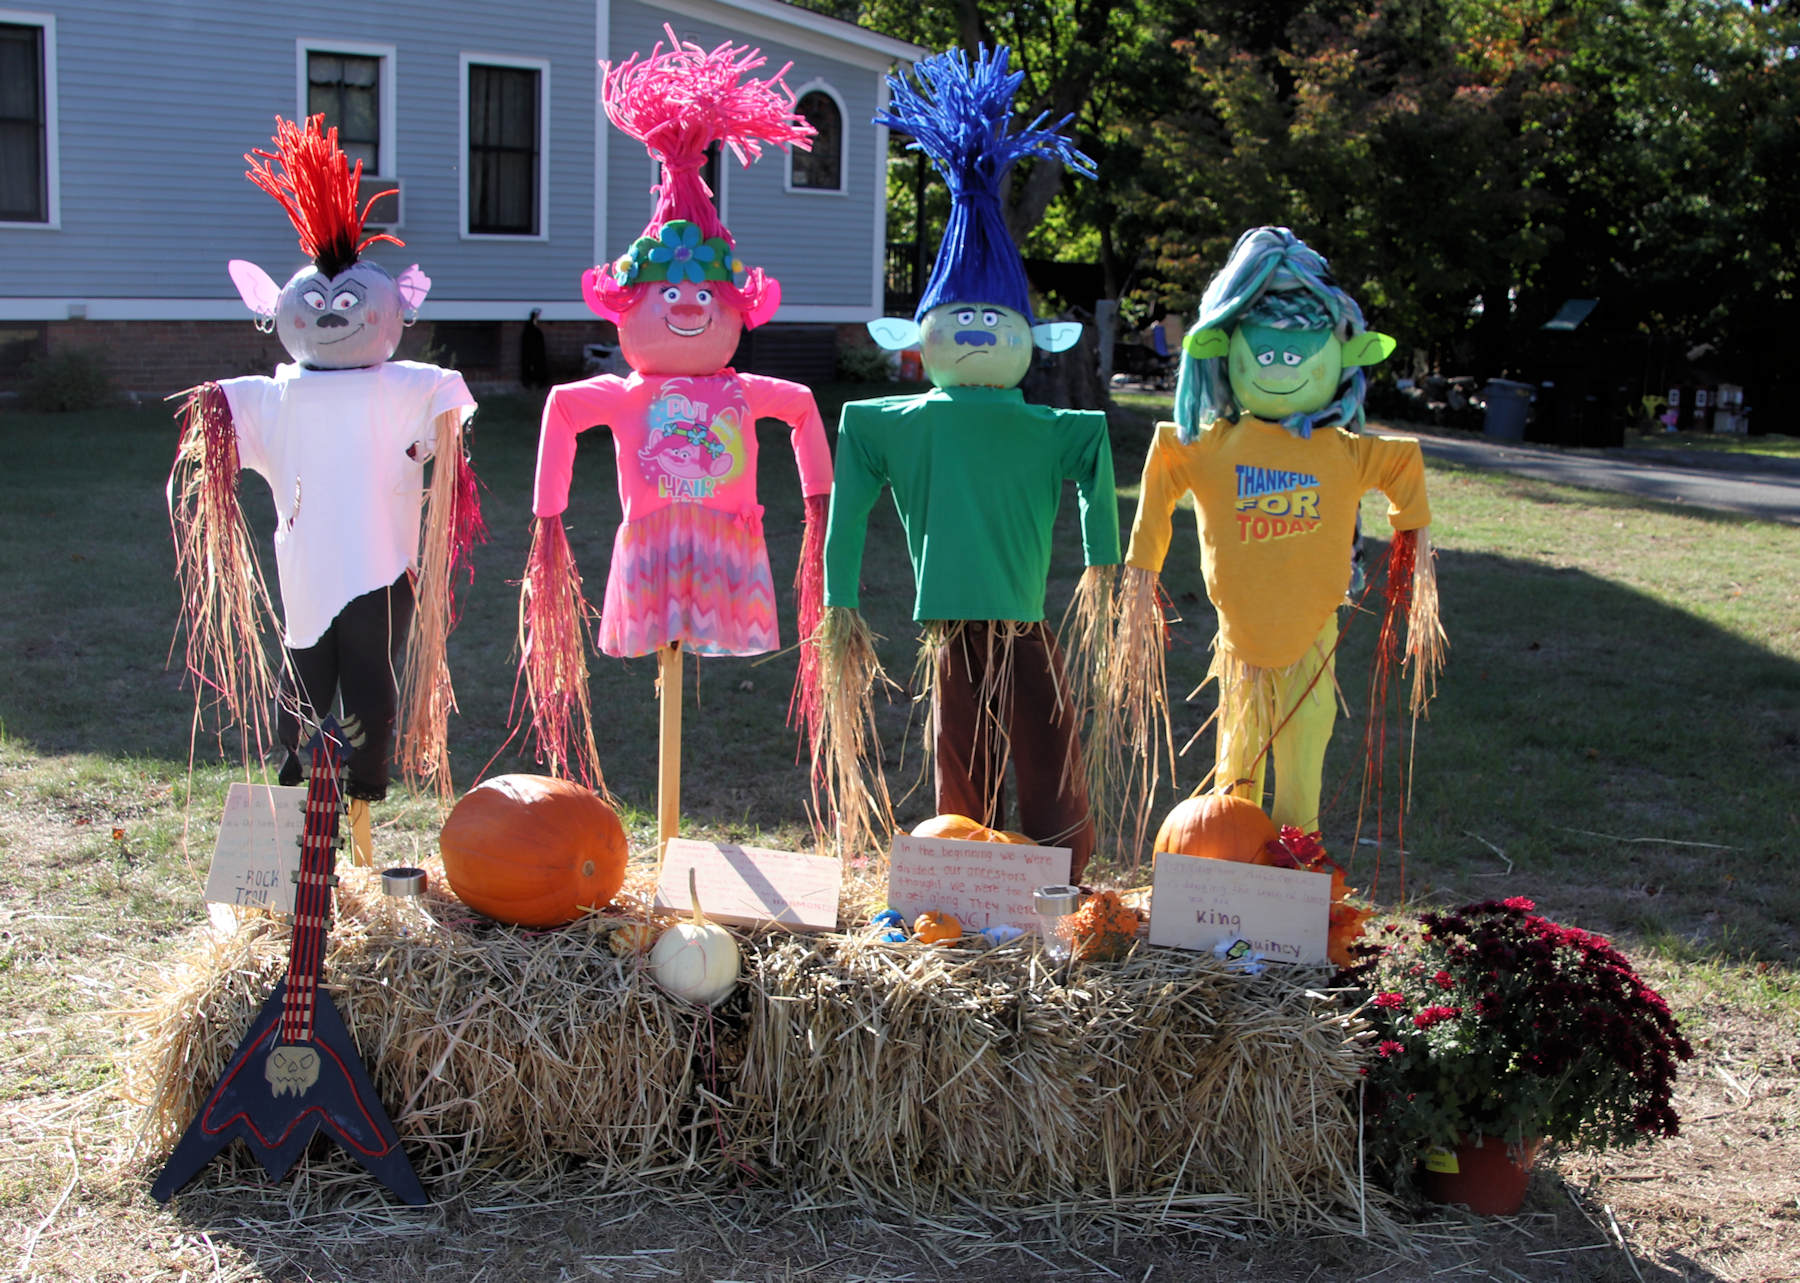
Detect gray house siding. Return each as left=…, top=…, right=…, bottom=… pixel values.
left=607, top=0, right=883, bottom=312
left=0, top=0, right=915, bottom=326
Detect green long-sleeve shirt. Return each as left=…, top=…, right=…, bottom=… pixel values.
left=824, top=386, right=1121, bottom=622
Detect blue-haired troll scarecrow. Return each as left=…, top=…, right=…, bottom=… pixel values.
left=1114, top=227, right=1445, bottom=839
left=817, top=47, right=1119, bottom=873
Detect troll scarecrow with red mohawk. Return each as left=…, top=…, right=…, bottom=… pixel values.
left=169, top=116, right=481, bottom=854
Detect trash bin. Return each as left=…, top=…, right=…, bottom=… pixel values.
left=1482, top=379, right=1533, bottom=441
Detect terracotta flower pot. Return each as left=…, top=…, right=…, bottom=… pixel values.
left=1419, top=1135, right=1543, bottom=1215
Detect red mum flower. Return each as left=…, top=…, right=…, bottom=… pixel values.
left=1413, top=1004, right=1462, bottom=1029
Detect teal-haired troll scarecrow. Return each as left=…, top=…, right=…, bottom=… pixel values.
left=817, top=47, right=1119, bottom=873
left=1114, top=227, right=1446, bottom=838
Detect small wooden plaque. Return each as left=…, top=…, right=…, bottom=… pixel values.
left=203, top=784, right=307, bottom=913
left=887, top=835, right=1072, bottom=932
left=1145, top=852, right=1331, bottom=964
left=654, top=838, right=842, bottom=931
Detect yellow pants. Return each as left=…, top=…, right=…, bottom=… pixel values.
left=1213, top=615, right=1339, bottom=833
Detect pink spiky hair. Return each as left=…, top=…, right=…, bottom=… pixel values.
left=602, top=24, right=814, bottom=244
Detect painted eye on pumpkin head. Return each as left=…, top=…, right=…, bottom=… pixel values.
left=982, top=309, right=999, bottom=327
left=301, top=289, right=327, bottom=311
left=1282, top=350, right=1304, bottom=366
left=1255, top=349, right=1276, bottom=367
left=695, top=288, right=713, bottom=305
left=329, top=293, right=358, bottom=313
left=661, top=286, right=681, bottom=304
left=956, top=308, right=976, bottom=326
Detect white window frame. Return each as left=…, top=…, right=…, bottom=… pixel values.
left=784, top=79, right=847, bottom=198
left=295, top=39, right=398, bottom=180
left=460, top=51, right=551, bottom=242
left=0, top=9, right=60, bottom=230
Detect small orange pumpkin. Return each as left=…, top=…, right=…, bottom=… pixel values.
left=912, top=814, right=1034, bottom=845
left=439, top=775, right=628, bottom=928
left=1153, top=792, right=1279, bottom=865
left=1067, top=890, right=1140, bottom=961
left=912, top=910, right=963, bottom=944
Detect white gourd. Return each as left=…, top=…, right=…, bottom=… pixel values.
left=649, top=868, right=740, bottom=1006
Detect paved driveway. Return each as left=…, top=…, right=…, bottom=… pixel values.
left=1369, top=425, right=1800, bottom=525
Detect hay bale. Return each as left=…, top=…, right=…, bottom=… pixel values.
left=125, top=860, right=1372, bottom=1234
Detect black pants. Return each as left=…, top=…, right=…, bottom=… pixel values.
left=277, top=574, right=415, bottom=801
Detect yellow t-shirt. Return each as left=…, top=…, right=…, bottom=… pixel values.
left=1126, top=418, right=1431, bottom=669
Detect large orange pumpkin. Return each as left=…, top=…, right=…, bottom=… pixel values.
left=912, top=814, right=1033, bottom=845
left=1153, top=792, right=1279, bottom=865
left=439, top=775, right=628, bottom=927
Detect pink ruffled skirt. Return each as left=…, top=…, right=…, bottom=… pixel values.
left=599, top=503, right=778, bottom=658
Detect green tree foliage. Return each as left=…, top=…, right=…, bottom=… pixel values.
left=810, top=0, right=1799, bottom=405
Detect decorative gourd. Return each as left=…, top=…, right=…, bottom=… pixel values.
left=1153, top=792, right=1280, bottom=865
left=439, top=775, right=628, bottom=928
left=912, top=910, right=962, bottom=945
left=608, top=921, right=657, bottom=956
left=1067, top=890, right=1140, bottom=961
left=649, top=869, right=740, bottom=1006
left=912, top=814, right=1034, bottom=845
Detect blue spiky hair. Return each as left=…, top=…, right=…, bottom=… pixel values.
left=1174, top=226, right=1373, bottom=441
left=879, top=46, right=1095, bottom=323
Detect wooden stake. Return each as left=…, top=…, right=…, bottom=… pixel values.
left=656, top=642, right=682, bottom=863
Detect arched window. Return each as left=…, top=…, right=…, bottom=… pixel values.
left=789, top=86, right=843, bottom=192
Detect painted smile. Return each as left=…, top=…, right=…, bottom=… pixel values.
left=1252, top=380, right=1300, bottom=395
left=318, top=323, right=365, bottom=345
left=666, top=319, right=710, bottom=338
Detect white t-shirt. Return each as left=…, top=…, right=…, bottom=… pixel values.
left=219, top=361, right=476, bottom=648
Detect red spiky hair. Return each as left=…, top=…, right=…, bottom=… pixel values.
left=245, top=115, right=402, bottom=277
left=602, top=25, right=814, bottom=243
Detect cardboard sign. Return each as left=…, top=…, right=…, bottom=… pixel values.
left=655, top=838, right=842, bottom=931
left=203, top=783, right=307, bottom=912
left=887, top=835, right=1072, bottom=932
left=1146, top=852, right=1331, bottom=965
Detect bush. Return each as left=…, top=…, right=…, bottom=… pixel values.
left=836, top=343, right=894, bottom=384
left=20, top=348, right=118, bottom=412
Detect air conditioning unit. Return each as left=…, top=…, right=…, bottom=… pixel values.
left=357, top=174, right=403, bottom=231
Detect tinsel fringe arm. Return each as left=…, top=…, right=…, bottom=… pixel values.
left=1056, top=564, right=1117, bottom=797
left=786, top=493, right=828, bottom=759
left=516, top=516, right=606, bottom=792
left=1101, top=565, right=1179, bottom=858
left=396, top=410, right=487, bottom=800
left=165, top=382, right=281, bottom=757
left=810, top=606, right=894, bottom=858
left=1404, top=527, right=1447, bottom=718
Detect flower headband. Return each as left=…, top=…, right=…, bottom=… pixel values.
left=611, top=220, right=746, bottom=288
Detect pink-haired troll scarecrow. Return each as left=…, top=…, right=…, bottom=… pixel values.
left=517, top=30, right=831, bottom=790
left=1111, top=226, right=1445, bottom=845
left=168, top=116, right=482, bottom=857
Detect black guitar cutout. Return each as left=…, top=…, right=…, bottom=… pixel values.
left=152, top=716, right=426, bottom=1205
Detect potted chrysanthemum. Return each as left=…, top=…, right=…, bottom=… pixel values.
left=1344, top=897, right=1693, bottom=1214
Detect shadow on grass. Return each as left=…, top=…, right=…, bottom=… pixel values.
left=2, top=396, right=1795, bottom=965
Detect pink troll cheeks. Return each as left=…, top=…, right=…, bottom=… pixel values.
left=581, top=266, right=782, bottom=377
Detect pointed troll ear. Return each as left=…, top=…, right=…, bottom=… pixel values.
left=1341, top=332, right=1397, bottom=367
left=867, top=317, right=922, bottom=351
left=228, top=260, right=281, bottom=319
left=394, top=265, right=432, bottom=313
left=1031, top=321, right=1082, bottom=353
left=1182, top=328, right=1230, bottom=360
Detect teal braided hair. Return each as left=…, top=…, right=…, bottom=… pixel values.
left=1173, top=226, right=1372, bottom=442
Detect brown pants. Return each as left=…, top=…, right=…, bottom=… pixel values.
left=930, top=621, right=1095, bottom=880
